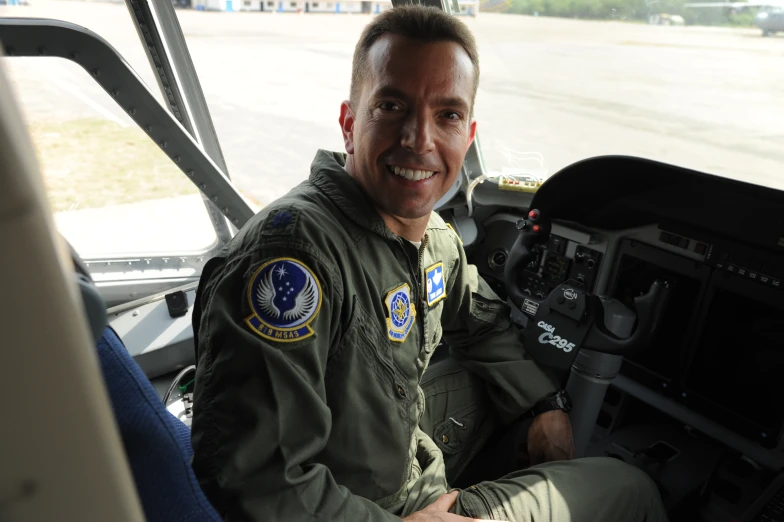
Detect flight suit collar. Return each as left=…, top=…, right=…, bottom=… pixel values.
left=309, top=149, right=398, bottom=240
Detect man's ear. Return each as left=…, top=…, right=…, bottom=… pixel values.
left=339, top=101, right=355, bottom=155
left=466, top=119, right=477, bottom=151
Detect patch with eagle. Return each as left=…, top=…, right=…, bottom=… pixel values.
left=385, top=283, right=416, bottom=342
left=245, top=258, right=322, bottom=342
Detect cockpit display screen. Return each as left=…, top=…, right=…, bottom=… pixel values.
left=684, top=283, right=784, bottom=442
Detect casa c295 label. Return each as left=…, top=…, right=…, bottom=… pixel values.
left=537, top=320, right=576, bottom=352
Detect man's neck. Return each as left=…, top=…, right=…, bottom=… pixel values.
left=376, top=210, right=428, bottom=243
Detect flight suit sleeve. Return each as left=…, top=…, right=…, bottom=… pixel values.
left=190, top=240, right=402, bottom=522
left=440, top=234, right=560, bottom=425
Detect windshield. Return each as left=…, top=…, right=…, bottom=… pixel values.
left=3, top=0, right=783, bottom=215
left=190, top=2, right=783, bottom=196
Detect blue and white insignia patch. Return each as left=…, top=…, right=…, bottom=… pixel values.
left=245, top=258, right=322, bottom=342
left=385, top=283, right=416, bottom=343
left=426, top=262, right=446, bottom=306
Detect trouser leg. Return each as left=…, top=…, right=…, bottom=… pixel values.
left=453, top=456, right=669, bottom=522
left=419, top=358, right=668, bottom=522
left=419, top=356, right=506, bottom=484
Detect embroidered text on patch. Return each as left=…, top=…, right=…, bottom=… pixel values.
left=245, top=258, right=322, bottom=342
left=385, top=283, right=416, bottom=342
left=426, top=262, right=446, bottom=306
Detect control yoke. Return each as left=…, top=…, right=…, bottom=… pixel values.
left=503, top=210, right=672, bottom=371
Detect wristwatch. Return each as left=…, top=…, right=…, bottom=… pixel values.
left=530, top=390, right=573, bottom=417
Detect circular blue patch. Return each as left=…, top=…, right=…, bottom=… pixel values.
left=390, top=291, right=411, bottom=329
left=385, top=283, right=415, bottom=343
left=245, top=258, right=322, bottom=342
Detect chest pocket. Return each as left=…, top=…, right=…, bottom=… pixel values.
left=328, top=296, right=397, bottom=389
left=424, top=303, right=444, bottom=353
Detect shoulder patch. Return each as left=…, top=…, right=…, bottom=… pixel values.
left=425, top=262, right=446, bottom=306
left=262, top=208, right=299, bottom=237
left=385, top=283, right=416, bottom=342
left=245, top=257, right=322, bottom=342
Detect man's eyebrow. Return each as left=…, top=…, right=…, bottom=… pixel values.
left=373, top=86, right=411, bottom=101
left=436, top=96, right=470, bottom=112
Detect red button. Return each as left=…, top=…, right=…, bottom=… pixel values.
left=533, top=224, right=541, bottom=233
left=528, top=210, right=539, bottom=219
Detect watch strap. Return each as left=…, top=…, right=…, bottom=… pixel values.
left=531, top=390, right=571, bottom=416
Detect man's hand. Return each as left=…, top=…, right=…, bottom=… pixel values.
left=526, top=410, right=575, bottom=466
left=402, top=491, right=504, bottom=522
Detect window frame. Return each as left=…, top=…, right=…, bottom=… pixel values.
left=0, top=17, right=254, bottom=306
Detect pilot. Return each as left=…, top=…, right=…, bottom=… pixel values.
left=190, top=5, right=668, bottom=522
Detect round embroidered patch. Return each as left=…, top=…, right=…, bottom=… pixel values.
left=385, top=283, right=416, bottom=342
left=245, top=257, right=322, bottom=342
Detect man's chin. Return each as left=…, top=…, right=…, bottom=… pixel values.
left=385, top=205, right=435, bottom=221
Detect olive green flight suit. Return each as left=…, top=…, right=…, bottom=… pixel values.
left=190, top=149, right=668, bottom=522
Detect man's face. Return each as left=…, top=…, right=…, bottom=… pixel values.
left=340, top=34, right=477, bottom=222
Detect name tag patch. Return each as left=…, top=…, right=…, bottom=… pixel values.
left=426, top=262, right=446, bottom=306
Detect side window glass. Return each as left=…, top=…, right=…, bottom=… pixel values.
left=4, top=57, right=224, bottom=305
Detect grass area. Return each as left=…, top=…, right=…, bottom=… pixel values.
left=30, top=118, right=199, bottom=213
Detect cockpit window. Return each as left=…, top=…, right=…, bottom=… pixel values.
left=170, top=10, right=357, bottom=207
left=172, top=0, right=781, bottom=197
left=1, top=0, right=165, bottom=104
left=3, top=57, right=221, bottom=304
left=469, top=4, right=784, bottom=191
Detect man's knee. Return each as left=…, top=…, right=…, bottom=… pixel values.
left=591, top=457, right=667, bottom=520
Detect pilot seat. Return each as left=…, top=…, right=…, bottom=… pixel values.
left=72, top=248, right=221, bottom=522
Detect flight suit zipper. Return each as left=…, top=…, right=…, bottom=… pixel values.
left=417, top=234, right=429, bottom=297
left=417, top=235, right=430, bottom=350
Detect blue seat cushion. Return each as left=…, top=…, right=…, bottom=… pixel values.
left=96, top=326, right=221, bottom=522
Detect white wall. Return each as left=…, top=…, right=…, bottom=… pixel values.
left=308, top=0, right=337, bottom=12
left=338, top=1, right=363, bottom=12
left=240, top=0, right=264, bottom=10
left=275, top=0, right=302, bottom=11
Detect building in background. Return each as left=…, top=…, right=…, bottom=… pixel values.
left=193, top=0, right=478, bottom=15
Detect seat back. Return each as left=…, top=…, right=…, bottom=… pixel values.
left=0, top=47, right=145, bottom=522
left=95, top=325, right=222, bottom=522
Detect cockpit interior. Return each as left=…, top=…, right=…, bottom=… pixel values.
left=1, top=0, right=782, bottom=521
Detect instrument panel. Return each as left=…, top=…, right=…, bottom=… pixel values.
left=473, top=214, right=784, bottom=450
left=478, top=215, right=605, bottom=301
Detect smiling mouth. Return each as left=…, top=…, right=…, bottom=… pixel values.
left=387, top=165, right=437, bottom=182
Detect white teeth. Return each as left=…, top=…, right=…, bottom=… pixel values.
left=389, top=165, right=435, bottom=181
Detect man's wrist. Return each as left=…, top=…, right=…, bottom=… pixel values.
left=530, top=390, right=573, bottom=417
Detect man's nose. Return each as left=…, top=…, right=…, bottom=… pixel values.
left=400, top=111, right=434, bottom=154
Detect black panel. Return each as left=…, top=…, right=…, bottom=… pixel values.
left=530, top=156, right=784, bottom=256
left=682, top=272, right=784, bottom=445
left=609, top=239, right=711, bottom=392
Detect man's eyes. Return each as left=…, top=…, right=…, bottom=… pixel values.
left=375, top=103, right=463, bottom=122
left=378, top=102, right=402, bottom=111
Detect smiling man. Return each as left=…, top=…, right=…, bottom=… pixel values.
left=190, top=6, right=668, bottom=522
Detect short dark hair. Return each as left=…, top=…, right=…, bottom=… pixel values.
left=350, top=5, right=480, bottom=110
